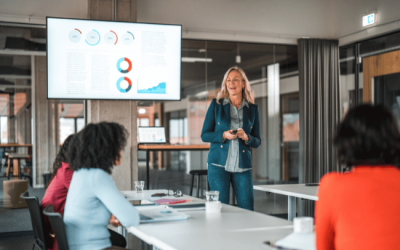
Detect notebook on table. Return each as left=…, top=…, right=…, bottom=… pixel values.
left=168, top=203, right=205, bottom=211
left=153, top=198, right=192, bottom=205
left=136, top=205, right=190, bottom=223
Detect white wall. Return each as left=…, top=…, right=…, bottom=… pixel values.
left=0, top=0, right=87, bottom=24
left=1, top=0, right=400, bottom=45
left=137, top=0, right=334, bottom=44
left=333, top=0, right=400, bottom=45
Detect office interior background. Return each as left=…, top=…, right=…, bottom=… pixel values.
left=1, top=0, right=400, bottom=248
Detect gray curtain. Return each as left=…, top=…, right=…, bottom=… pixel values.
left=298, top=39, right=341, bottom=216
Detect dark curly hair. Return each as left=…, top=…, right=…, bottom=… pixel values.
left=48, top=134, right=75, bottom=187
left=334, top=104, right=400, bottom=167
left=67, top=122, right=128, bottom=174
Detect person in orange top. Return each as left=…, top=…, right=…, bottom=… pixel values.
left=316, top=104, right=400, bottom=250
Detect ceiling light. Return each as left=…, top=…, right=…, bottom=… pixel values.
left=182, top=57, right=212, bottom=63
left=195, top=91, right=208, bottom=97
left=236, top=43, right=241, bottom=64
left=236, top=55, right=241, bottom=64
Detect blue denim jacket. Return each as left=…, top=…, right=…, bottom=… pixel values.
left=201, top=98, right=261, bottom=169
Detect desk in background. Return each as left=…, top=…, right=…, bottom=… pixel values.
left=0, top=143, right=33, bottom=148
left=254, top=184, right=319, bottom=221
left=6, top=153, right=32, bottom=181
left=138, top=144, right=210, bottom=189
left=0, top=144, right=32, bottom=179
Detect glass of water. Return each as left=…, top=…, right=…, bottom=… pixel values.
left=134, top=181, right=145, bottom=193
left=205, top=191, right=219, bottom=202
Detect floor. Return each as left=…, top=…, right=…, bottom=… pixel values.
left=0, top=164, right=290, bottom=250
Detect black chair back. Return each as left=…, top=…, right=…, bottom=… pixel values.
left=189, top=169, right=209, bottom=198
left=43, top=205, right=69, bottom=250
left=20, top=191, right=47, bottom=250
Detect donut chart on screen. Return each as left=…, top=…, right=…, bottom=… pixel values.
left=116, top=57, right=132, bottom=73
left=122, top=32, right=135, bottom=45
left=105, top=30, right=118, bottom=45
left=68, top=29, right=82, bottom=43
left=85, top=29, right=100, bottom=46
left=47, top=17, right=182, bottom=101
left=116, top=77, right=132, bottom=93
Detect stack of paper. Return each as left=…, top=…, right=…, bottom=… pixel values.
left=275, top=232, right=315, bottom=250
left=136, top=205, right=190, bottom=223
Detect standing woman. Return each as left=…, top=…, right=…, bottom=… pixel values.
left=201, top=66, right=261, bottom=210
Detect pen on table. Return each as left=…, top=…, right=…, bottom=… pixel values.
left=169, top=200, right=187, bottom=205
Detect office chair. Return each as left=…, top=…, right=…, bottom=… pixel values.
left=20, top=191, right=47, bottom=250
left=43, top=205, right=69, bottom=250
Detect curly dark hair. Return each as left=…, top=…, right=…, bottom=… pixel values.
left=67, top=122, right=128, bottom=174
left=334, top=104, right=400, bottom=167
left=48, top=134, right=75, bottom=186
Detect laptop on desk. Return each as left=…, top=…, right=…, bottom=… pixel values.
left=138, top=127, right=167, bottom=144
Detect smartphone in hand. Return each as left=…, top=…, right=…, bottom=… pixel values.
left=231, top=129, right=238, bottom=135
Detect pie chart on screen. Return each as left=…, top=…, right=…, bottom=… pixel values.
left=116, top=77, right=132, bottom=93
left=116, top=57, right=132, bottom=73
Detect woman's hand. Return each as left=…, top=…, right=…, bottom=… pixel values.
left=109, top=214, right=121, bottom=227
left=237, top=128, right=249, bottom=142
left=223, top=130, right=237, bottom=140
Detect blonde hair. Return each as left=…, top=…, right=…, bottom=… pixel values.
left=216, top=66, right=255, bottom=104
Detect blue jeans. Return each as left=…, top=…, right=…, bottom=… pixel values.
left=207, top=164, right=254, bottom=211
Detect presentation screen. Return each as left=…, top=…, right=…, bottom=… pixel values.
left=47, top=17, right=181, bottom=100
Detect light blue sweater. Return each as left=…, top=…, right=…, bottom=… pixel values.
left=64, top=169, right=139, bottom=250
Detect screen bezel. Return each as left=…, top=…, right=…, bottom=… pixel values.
left=138, top=126, right=167, bottom=144
left=46, top=16, right=182, bottom=101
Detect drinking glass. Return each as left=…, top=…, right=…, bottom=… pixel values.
left=205, top=191, right=219, bottom=202
left=168, top=190, right=183, bottom=197
left=134, top=181, right=145, bottom=193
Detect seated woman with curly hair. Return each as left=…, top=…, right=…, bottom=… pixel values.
left=63, top=122, right=139, bottom=250
left=41, top=134, right=75, bottom=250
left=316, top=104, right=400, bottom=250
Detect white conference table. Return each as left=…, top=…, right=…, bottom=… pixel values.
left=253, top=184, right=319, bottom=221
left=127, top=203, right=294, bottom=250
left=122, top=190, right=297, bottom=250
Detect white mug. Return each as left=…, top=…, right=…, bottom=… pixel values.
left=206, top=201, right=222, bottom=213
left=293, top=217, right=314, bottom=233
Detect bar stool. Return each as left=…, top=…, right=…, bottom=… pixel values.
left=189, top=170, right=209, bottom=198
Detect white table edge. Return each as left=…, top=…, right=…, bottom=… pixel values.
left=128, top=226, right=177, bottom=250
left=253, top=185, right=319, bottom=201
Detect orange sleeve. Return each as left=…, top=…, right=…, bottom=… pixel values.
left=315, top=174, right=336, bottom=250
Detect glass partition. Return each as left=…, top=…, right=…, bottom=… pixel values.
left=138, top=39, right=299, bottom=218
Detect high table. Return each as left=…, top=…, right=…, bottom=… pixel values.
left=0, top=143, right=33, bottom=148
left=6, top=153, right=31, bottom=180
left=253, top=184, right=319, bottom=221
left=138, top=144, right=210, bottom=189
